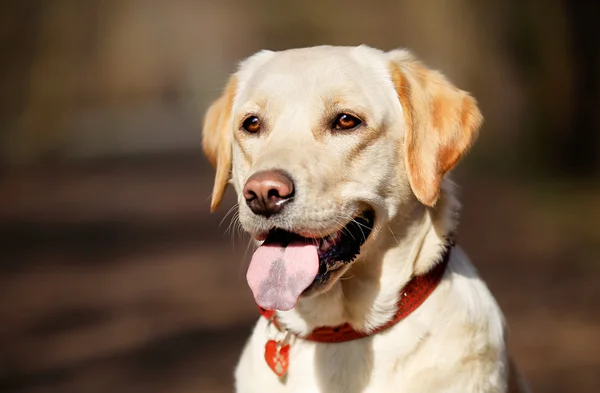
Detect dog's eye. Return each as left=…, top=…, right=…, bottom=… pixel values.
left=333, top=114, right=362, bottom=130
left=242, top=116, right=261, bottom=133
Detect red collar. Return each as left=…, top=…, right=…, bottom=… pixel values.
left=259, top=246, right=452, bottom=343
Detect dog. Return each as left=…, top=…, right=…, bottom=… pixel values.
left=202, top=45, right=530, bottom=393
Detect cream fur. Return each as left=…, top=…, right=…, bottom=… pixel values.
left=202, top=45, right=530, bottom=393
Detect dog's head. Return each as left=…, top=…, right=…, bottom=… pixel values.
left=203, top=46, right=482, bottom=311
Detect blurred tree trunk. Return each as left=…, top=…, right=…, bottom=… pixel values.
left=512, top=0, right=599, bottom=178
left=559, top=0, right=599, bottom=176
left=0, top=1, right=43, bottom=164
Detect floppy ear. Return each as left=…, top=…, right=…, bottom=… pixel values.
left=202, top=76, right=237, bottom=212
left=388, top=50, right=483, bottom=206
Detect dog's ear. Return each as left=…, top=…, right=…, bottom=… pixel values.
left=202, top=76, right=237, bottom=212
left=387, top=50, right=483, bottom=206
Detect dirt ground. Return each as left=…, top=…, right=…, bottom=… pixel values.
left=0, top=153, right=598, bottom=393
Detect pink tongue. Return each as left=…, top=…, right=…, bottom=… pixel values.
left=246, top=240, right=319, bottom=311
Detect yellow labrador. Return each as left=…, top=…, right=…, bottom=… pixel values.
left=202, top=45, right=530, bottom=393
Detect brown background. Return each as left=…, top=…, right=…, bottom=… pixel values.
left=1, top=1, right=599, bottom=392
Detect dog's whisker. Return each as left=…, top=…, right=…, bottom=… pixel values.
left=333, top=216, right=357, bottom=241
left=338, top=214, right=369, bottom=241
left=231, top=214, right=241, bottom=248
left=234, top=214, right=246, bottom=239
left=241, top=235, right=257, bottom=269
left=225, top=210, right=239, bottom=236
left=350, top=218, right=368, bottom=242
left=219, top=204, right=239, bottom=228
left=388, top=226, right=400, bottom=245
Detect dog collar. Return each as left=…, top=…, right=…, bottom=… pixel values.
left=258, top=245, right=452, bottom=377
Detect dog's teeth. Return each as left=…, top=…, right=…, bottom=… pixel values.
left=319, top=230, right=342, bottom=252
left=325, top=261, right=343, bottom=273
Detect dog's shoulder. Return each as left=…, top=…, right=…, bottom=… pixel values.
left=377, top=248, right=509, bottom=392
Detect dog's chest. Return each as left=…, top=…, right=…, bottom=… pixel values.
left=236, top=318, right=425, bottom=393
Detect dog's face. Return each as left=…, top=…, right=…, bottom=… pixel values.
left=203, top=46, right=482, bottom=311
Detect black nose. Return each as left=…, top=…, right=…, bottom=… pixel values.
left=243, top=170, right=294, bottom=217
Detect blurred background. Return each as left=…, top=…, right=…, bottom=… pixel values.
left=0, top=1, right=598, bottom=392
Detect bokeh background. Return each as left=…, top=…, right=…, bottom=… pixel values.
left=1, top=1, right=598, bottom=392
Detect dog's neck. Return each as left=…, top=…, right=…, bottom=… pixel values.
left=278, top=180, right=460, bottom=336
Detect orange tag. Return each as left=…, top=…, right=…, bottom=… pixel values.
left=264, top=339, right=290, bottom=377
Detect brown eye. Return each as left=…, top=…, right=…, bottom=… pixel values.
left=242, top=116, right=261, bottom=133
left=334, top=114, right=362, bottom=130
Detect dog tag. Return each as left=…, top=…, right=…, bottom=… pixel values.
left=264, top=339, right=290, bottom=377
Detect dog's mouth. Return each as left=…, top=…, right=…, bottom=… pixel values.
left=246, top=209, right=375, bottom=311
left=268, top=209, right=374, bottom=274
